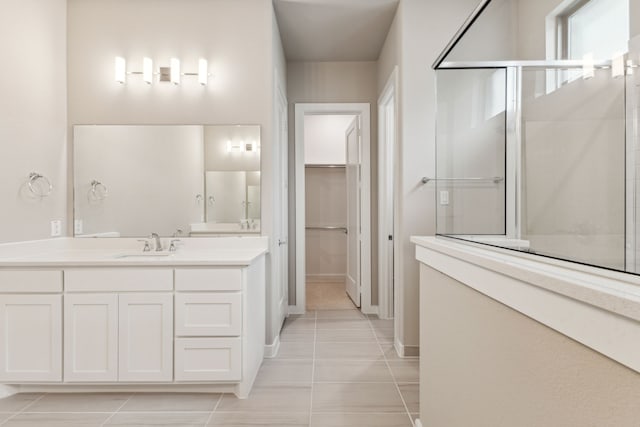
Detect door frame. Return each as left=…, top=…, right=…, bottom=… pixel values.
left=292, top=103, right=373, bottom=314
left=377, top=67, right=398, bottom=320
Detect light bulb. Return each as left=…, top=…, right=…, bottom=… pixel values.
left=170, top=58, right=180, bottom=85
left=115, top=56, right=126, bottom=84
left=143, top=57, right=153, bottom=84
left=198, top=58, right=208, bottom=85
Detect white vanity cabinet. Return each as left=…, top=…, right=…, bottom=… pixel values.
left=63, top=269, right=174, bottom=383
left=0, top=271, right=63, bottom=383
left=0, top=240, right=267, bottom=399
left=174, top=268, right=244, bottom=381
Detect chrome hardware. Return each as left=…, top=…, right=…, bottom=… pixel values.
left=27, top=172, right=53, bottom=198
left=173, top=229, right=184, bottom=237
left=169, top=239, right=182, bottom=252
left=150, top=233, right=163, bottom=251
left=137, top=239, right=151, bottom=252
left=421, top=176, right=504, bottom=185
left=278, top=239, right=287, bottom=246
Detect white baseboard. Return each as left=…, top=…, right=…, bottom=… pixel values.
left=414, top=418, right=423, bottom=427
left=306, top=274, right=346, bottom=283
left=395, top=338, right=419, bottom=358
left=361, top=304, right=378, bottom=316
left=264, top=335, right=281, bottom=358
left=288, top=305, right=305, bottom=315
left=0, top=385, right=17, bottom=399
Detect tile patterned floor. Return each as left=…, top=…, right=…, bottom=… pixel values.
left=306, top=282, right=356, bottom=310
left=0, top=309, right=417, bottom=426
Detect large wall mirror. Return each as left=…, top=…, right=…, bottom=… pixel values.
left=74, top=125, right=260, bottom=237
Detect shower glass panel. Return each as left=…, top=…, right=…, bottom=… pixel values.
left=432, top=0, right=638, bottom=274
left=435, top=68, right=507, bottom=235
left=436, top=64, right=628, bottom=271
left=519, top=67, right=626, bottom=270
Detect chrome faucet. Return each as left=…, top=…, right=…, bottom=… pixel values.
left=150, top=233, right=163, bottom=251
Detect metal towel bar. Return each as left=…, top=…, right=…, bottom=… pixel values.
left=421, top=176, right=504, bottom=184
left=306, top=226, right=348, bottom=234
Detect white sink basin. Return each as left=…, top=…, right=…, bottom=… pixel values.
left=114, top=252, right=175, bottom=259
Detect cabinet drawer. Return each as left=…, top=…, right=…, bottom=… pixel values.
left=0, top=270, right=62, bottom=293
left=175, top=293, right=242, bottom=337
left=175, top=268, right=242, bottom=291
left=65, top=269, right=173, bottom=292
left=174, top=338, right=241, bottom=382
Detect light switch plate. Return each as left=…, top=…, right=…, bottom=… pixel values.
left=74, top=219, right=83, bottom=235
left=50, top=220, right=62, bottom=237
left=440, top=190, right=450, bottom=206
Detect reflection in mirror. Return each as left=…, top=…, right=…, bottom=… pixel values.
left=73, top=125, right=260, bottom=237
left=197, top=125, right=261, bottom=234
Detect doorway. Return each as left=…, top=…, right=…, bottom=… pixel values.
left=292, top=103, right=372, bottom=314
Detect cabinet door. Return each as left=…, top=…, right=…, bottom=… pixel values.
left=118, top=293, right=173, bottom=382
left=64, top=294, right=118, bottom=382
left=0, top=295, right=62, bottom=382
left=175, top=292, right=242, bottom=337
left=174, top=338, right=241, bottom=382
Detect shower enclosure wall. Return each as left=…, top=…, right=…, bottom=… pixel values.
left=434, top=0, right=639, bottom=274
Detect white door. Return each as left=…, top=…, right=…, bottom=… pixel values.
left=346, top=116, right=361, bottom=307
left=0, top=295, right=62, bottom=382
left=118, top=293, right=173, bottom=382
left=275, top=83, right=289, bottom=322
left=64, top=293, right=118, bottom=382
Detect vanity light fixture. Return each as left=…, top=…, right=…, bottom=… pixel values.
left=582, top=53, right=595, bottom=80
left=114, top=56, right=210, bottom=85
left=115, top=56, right=126, bottom=84
left=143, top=57, right=153, bottom=84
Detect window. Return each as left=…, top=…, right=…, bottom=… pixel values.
left=557, top=0, right=629, bottom=61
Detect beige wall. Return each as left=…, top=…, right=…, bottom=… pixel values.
left=420, top=263, right=640, bottom=427
left=68, top=0, right=284, bottom=344
left=287, top=61, right=379, bottom=304
left=379, top=0, right=479, bottom=351
left=0, top=0, right=67, bottom=243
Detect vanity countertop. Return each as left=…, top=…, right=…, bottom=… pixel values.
left=0, top=237, right=268, bottom=268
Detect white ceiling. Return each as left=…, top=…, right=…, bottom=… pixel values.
left=273, top=0, right=400, bottom=62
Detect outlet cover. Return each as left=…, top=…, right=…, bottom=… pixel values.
left=74, top=219, right=83, bottom=235
left=50, top=220, right=62, bottom=237
left=440, top=190, right=450, bottom=206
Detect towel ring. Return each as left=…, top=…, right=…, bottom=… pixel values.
left=89, top=180, right=108, bottom=201
left=27, top=172, right=53, bottom=198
